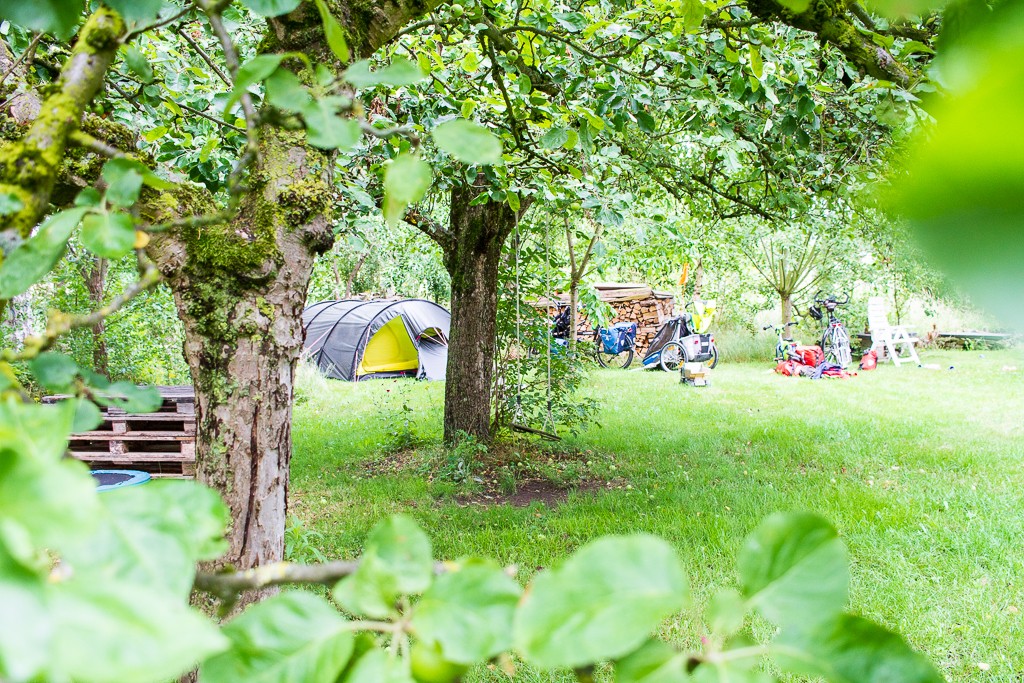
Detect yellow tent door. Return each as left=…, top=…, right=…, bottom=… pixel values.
left=356, top=316, right=419, bottom=376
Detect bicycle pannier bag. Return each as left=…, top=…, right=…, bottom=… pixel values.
left=600, top=322, right=637, bottom=355
left=795, top=345, right=824, bottom=367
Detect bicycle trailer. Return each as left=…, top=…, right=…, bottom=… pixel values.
left=679, top=333, right=715, bottom=363
left=641, top=316, right=690, bottom=367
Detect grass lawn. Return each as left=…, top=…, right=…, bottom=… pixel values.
left=290, top=348, right=1024, bottom=682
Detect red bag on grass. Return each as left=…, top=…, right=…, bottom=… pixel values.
left=775, top=360, right=807, bottom=376
left=860, top=350, right=877, bottom=371
left=795, top=345, right=824, bottom=367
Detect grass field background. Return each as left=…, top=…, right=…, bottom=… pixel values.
left=291, top=348, right=1024, bottom=681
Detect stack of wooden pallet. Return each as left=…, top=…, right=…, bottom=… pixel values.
left=51, top=386, right=196, bottom=478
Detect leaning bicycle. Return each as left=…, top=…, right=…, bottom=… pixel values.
left=809, top=292, right=852, bottom=369
left=550, top=306, right=636, bottom=369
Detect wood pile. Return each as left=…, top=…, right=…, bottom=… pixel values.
left=47, top=386, right=196, bottom=478
left=535, top=282, right=675, bottom=357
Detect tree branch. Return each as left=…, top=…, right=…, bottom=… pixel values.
left=0, top=8, right=126, bottom=237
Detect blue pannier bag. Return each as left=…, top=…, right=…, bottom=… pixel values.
left=601, top=322, right=637, bottom=354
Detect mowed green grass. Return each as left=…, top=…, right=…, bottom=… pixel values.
left=290, top=349, right=1024, bottom=681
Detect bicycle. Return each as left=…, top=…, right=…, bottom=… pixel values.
left=550, top=305, right=636, bottom=369
left=764, top=321, right=802, bottom=363
left=810, top=292, right=852, bottom=369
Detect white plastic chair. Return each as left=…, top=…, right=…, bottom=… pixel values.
left=867, top=296, right=920, bottom=366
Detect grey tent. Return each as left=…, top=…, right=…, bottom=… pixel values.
left=302, top=299, right=450, bottom=381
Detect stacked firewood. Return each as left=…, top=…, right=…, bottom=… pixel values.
left=537, top=283, right=675, bottom=357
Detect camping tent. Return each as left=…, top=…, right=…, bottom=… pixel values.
left=301, top=299, right=450, bottom=381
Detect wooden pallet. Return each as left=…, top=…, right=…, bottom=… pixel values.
left=50, top=386, right=197, bottom=478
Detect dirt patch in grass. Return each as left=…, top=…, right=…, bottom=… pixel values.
left=454, top=478, right=611, bottom=508
left=360, top=441, right=623, bottom=508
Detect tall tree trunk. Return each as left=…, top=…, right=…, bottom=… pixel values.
left=7, top=292, right=36, bottom=347
left=148, top=128, right=334, bottom=572
left=143, top=1, right=438, bottom=572
left=82, top=256, right=110, bottom=376
left=692, top=257, right=704, bottom=297
left=781, top=293, right=793, bottom=324
left=441, top=183, right=523, bottom=444
left=346, top=252, right=368, bottom=298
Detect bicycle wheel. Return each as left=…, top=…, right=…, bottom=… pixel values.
left=659, top=341, right=685, bottom=372
left=596, top=341, right=634, bottom=369
left=833, top=326, right=852, bottom=368
left=706, top=344, right=720, bottom=369
left=822, top=327, right=851, bottom=368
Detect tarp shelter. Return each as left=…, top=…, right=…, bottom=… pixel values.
left=302, top=299, right=450, bottom=381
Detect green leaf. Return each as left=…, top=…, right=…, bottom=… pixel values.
left=513, top=535, right=689, bottom=669
left=432, top=120, right=502, bottom=164
left=266, top=68, right=312, bottom=113
left=52, top=579, right=227, bottom=683
left=0, top=192, right=23, bottom=217
left=301, top=98, right=361, bottom=150
left=199, top=136, right=220, bottom=164
left=892, top=15, right=1024, bottom=328
left=382, top=155, right=432, bottom=227
left=143, top=125, right=169, bottom=142
left=635, top=111, right=657, bottom=134
left=94, top=382, right=162, bottom=413
left=0, top=0, right=84, bottom=38
left=72, top=398, right=103, bottom=432
left=737, top=512, right=849, bottom=628
left=552, top=11, right=587, bottom=32
left=677, top=0, right=706, bottom=32
left=0, top=400, right=100, bottom=549
left=28, top=353, right=78, bottom=391
left=364, top=514, right=433, bottom=592
left=123, top=45, right=154, bottom=83
left=240, top=0, right=302, bottom=16
left=63, top=480, right=228, bottom=597
left=81, top=212, right=136, bottom=259
left=345, top=648, right=415, bottom=683
left=411, top=558, right=522, bottom=664
left=774, top=614, right=944, bottom=683
left=343, top=57, right=427, bottom=88
left=707, top=588, right=746, bottom=637
left=201, top=592, right=354, bottom=683
left=314, top=0, right=349, bottom=62
left=104, top=0, right=165, bottom=24
left=0, top=208, right=87, bottom=299
left=749, top=45, right=764, bottom=79
left=615, top=639, right=690, bottom=683
left=101, top=158, right=146, bottom=207
left=506, top=191, right=520, bottom=213
left=0, top=532, right=51, bottom=682
left=540, top=126, right=570, bottom=150
left=224, top=54, right=286, bottom=116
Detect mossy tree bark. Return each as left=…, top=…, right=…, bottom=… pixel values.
left=144, top=0, right=439, bottom=571
left=435, top=182, right=530, bottom=444
left=147, top=128, right=334, bottom=571
left=745, top=0, right=912, bottom=87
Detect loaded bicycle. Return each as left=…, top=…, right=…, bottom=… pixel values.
left=765, top=321, right=802, bottom=363
left=809, top=292, right=852, bottom=369
left=550, top=305, right=637, bottom=369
